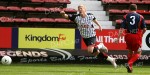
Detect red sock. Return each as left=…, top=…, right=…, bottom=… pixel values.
left=127, top=53, right=132, bottom=61
left=128, top=54, right=140, bottom=68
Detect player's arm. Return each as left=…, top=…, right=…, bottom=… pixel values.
left=114, top=18, right=126, bottom=43
left=142, top=28, right=146, bottom=36
left=93, top=19, right=102, bottom=32
left=60, top=11, right=69, bottom=19
left=90, top=13, right=102, bottom=32
left=140, top=16, right=147, bottom=37
left=60, top=11, right=76, bottom=22
left=114, top=28, right=125, bottom=43
left=118, top=28, right=124, bottom=39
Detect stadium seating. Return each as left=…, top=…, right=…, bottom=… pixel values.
left=145, top=20, right=150, bottom=25
left=41, top=18, right=55, bottom=22
left=0, top=0, right=70, bottom=4
left=31, top=0, right=45, bottom=3
left=44, top=0, right=57, bottom=3
left=0, top=0, right=77, bottom=27
left=63, top=8, right=77, bottom=13
left=58, top=0, right=71, bottom=4
left=27, top=18, right=42, bottom=22
left=0, top=6, right=7, bottom=10
left=109, top=9, right=150, bottom=14
left=0, top=6, right=76, bottom=13
left=21, top=7, right=36, bottom=11
left=102, top=0, right=137, bottom=4
left=108, top=9, right=123, bottom=13
left=115, top=19, right=122, bottom=24
left=0, top=17, right=14, bottom=22
left=35, top=7, right=49, bottom=12
left=20, top=6, right=77, bottom=13
left=102, top=0, right=150, bottom=4
left=0, top=16, right=71, bottom=23
left=13, top=18, right=28, bottom=22
left=7, top=6, right=21, bottom=11
left=102, top=0, right=150, bottom=29
left=55, top=18, right=71, bottom=23
left=143, top=0, right=150, bottom=4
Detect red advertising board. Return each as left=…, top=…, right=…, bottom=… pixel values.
left=0, top=27, right=12, bottom=48
left=81, top=29, right=127, bottom=50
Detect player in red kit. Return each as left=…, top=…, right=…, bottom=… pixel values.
left=114, top=4, right=147, bottom=73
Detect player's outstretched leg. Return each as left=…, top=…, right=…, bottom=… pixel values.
left=97, top=43, right=108, bottom=53
left=89, top=43, right=117, bottom=68
left=97, top=52, right=117, bottom=68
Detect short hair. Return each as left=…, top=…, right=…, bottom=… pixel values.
left=78, top=4, right=86, bottom=9
left=78, top=4, right=86, bottom=11
left=129, top=4, right=137, bottom=11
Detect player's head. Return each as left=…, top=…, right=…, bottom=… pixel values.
left=78, top=4, right=86, bottom=14
left=129, top=4, right=137, bottom=11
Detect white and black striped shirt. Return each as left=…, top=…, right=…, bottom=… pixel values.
left=69, top=13, right=96, bottom=38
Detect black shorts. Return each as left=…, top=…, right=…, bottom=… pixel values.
left=83, top=36, right=96, bottom=46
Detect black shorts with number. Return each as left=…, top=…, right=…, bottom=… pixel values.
left=83, top=36, right=96, bottom=46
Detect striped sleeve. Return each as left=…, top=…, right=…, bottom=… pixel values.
left=87, top=13, right=96, bottom=20
left=92, top=15, right=96, bottom=20
left=68, top=14, right=77, bottom=22
left=91, top=13, right=96, bottom=20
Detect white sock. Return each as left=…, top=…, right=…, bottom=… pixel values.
left=97, top=43, right=103, bottom=49
left=106, top=56, right=113, bottom=62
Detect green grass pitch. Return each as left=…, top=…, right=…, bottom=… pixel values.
left=0, top=64, right=150, bottom=75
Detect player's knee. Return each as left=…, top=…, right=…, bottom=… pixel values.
left=87, top=45, right=94, bottom=53
left=93, top=46, right=98, bottom=52
left=87, top=48, right=92, bottom=54
left=87, top=50, right=93, bottom=54
left=87, top=47, right=99, bottom=54
left=93, top=51, right=100, bottom=56
left=92, top=47, right=100, bottom=56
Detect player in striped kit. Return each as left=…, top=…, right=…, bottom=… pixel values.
left=60, top=4, right=117, bottom=68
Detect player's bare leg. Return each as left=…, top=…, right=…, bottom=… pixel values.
left=88, top=44, right=117, bottom=68
left=87, top=45, right=100, bottom=56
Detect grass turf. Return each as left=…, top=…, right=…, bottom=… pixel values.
left=0, top=64, right=150, bottom=75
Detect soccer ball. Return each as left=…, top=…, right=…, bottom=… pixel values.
left=1, top=56, right=12, bottom=65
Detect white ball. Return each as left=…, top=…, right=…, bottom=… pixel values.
left=1, top=56, right=12, bottom=65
